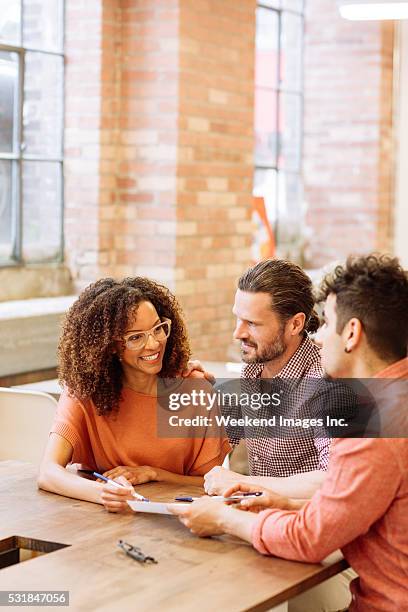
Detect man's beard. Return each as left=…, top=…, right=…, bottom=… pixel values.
left=240, top=329, right=287, bottom=364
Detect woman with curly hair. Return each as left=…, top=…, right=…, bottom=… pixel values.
left=38, top=277, right=230, bottom=511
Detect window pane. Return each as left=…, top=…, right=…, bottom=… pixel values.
left=22, top=161, right=62, bottom=261
left=280, top=13, right=303, bottom=92
left=23, top=0, right=64, bottom=53
left=278, top=92, right=302, bottom=171
left=276, top=171, right=303, bottom=254
left=259, top=0, right=281, bottom=8
left=255, top=7, right=279, bottom=89
left=281, top=0, right=304, bottom=12
left=255, top=88, right=278, bottom=166
left=0, top=51, right=19, bottom=154
left=23, top=52, right=63, bottom=158
left=254, top=168, right=278, bottom=225
left=0, top=0, right=21, bottom=46
left=0, top=160, right=17, bottom=263
left=252, top=168, right=278, bottom=261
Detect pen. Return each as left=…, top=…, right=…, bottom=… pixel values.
left=93, top=472, right=149, bottom=502
left=174, top=492, right=263, bottom=503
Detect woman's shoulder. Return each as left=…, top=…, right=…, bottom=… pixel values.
left=157, top=371, right=212, bottom=397
left=58, top=389, right=94, bottom=415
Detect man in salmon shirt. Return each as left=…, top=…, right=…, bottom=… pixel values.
left=170, top=253, right=408, bottom=612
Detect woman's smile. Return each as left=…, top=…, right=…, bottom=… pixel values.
left=139, top=351, right=161, bottom=363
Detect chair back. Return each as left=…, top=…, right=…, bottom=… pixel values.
left=0, top=387, right=58, bottom=464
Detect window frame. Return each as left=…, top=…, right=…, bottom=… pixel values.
left=0, top=2, right=65, bottom=266
left=254, top=0, right=305, bottom=245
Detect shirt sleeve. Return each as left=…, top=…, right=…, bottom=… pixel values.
left=50, top=390, right=92, bottom=465
left=217, top=378, right=244, bottom=447
left=252, top=438, right=401, bottom=562
left=308, top=379, right=366, bottom=470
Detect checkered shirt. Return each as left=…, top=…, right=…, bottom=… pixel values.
left=227, top=336, right=332, bottom=477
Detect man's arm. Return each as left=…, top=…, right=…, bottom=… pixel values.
left=252, top=438, right=401, bottom=562
left=174, top=438, right=401, bottom=563
left=168, top=497, right=258, bottom=541
left=245, top=469, right=325, bottom=498
left=168, top=488, right=300, bottom=539
left=204, top=466, right=326, bottom=498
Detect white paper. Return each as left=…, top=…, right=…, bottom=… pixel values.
left=127, top=500, right=189, bottom=515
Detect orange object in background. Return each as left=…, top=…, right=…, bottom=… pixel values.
left=252, top=196, right=276, bottom=260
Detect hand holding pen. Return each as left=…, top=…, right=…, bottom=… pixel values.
left=94, top=472, right=149, bottom=513
left=221, top=483, right=294, bottom=512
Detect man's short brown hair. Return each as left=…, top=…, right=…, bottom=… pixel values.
left=238, top=258, right=320, bottom=333
left=318, top=254, right=408, bottom=361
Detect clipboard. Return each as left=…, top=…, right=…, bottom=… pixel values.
left=127, top=500, right=189, bottom=515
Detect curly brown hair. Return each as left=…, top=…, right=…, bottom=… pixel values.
left=58, top=277, right=191, bottom=416
left=317, top=253, right=408, bottom=361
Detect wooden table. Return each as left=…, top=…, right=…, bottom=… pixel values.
left=0, top=461, right=348, bottom=611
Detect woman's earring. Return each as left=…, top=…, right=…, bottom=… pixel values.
left=344, top=347, right=352, bottom=354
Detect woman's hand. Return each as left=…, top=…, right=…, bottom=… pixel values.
left=102, top=466, right=157, bottom=485
left=223, top=483, right=293, bottom=513
left=100, top=476, right=135, bottom=513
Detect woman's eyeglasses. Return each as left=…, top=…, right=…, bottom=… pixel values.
left=122, top=318, right=171, bottom=351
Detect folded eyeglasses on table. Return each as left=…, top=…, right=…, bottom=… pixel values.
left=117, top=539, right=158, bottom=564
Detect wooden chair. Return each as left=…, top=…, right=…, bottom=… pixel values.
left=0, top=387, right=58, bottom=464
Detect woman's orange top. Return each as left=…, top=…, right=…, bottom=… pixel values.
left=50, top=378, right=231, bottom=476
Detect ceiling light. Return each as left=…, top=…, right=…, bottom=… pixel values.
left=338, top=1, right=408, bottom=20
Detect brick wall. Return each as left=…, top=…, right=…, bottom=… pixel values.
left=64, top=0, right=104, bottom=282
left=64, top=0, right=255, bottom=359
left=65, top=0, right=180, bottom=286
left=64, top=0, right=397, bottom=355
left=303, top=0, right=394, bottom=266
left=175, top=1, right=255, bottom=359
left=108, top=0, right=180, bottom=284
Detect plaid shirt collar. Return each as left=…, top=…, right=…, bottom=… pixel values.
left=242, top=335, right=322, bottom=380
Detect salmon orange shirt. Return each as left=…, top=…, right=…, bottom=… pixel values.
left=251, top=357, right=408, bottom=612
left=50, top=381, right=231, bottom=477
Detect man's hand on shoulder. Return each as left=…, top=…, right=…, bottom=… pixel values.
left=181, top=360, right=215, bottom=384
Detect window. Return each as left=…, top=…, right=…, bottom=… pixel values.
left=253, top=0, right=304, bottom=259
left=0, top=0, right=64, bottom=265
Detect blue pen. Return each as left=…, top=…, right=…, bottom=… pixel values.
left=93, top=472, right=149, bottom=502
left=175, top=492, right=263, bottom=502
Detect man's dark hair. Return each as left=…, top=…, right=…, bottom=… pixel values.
left=318, top=253, right=408, bottom=361
left=238, top=258, right=320, bottom=333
